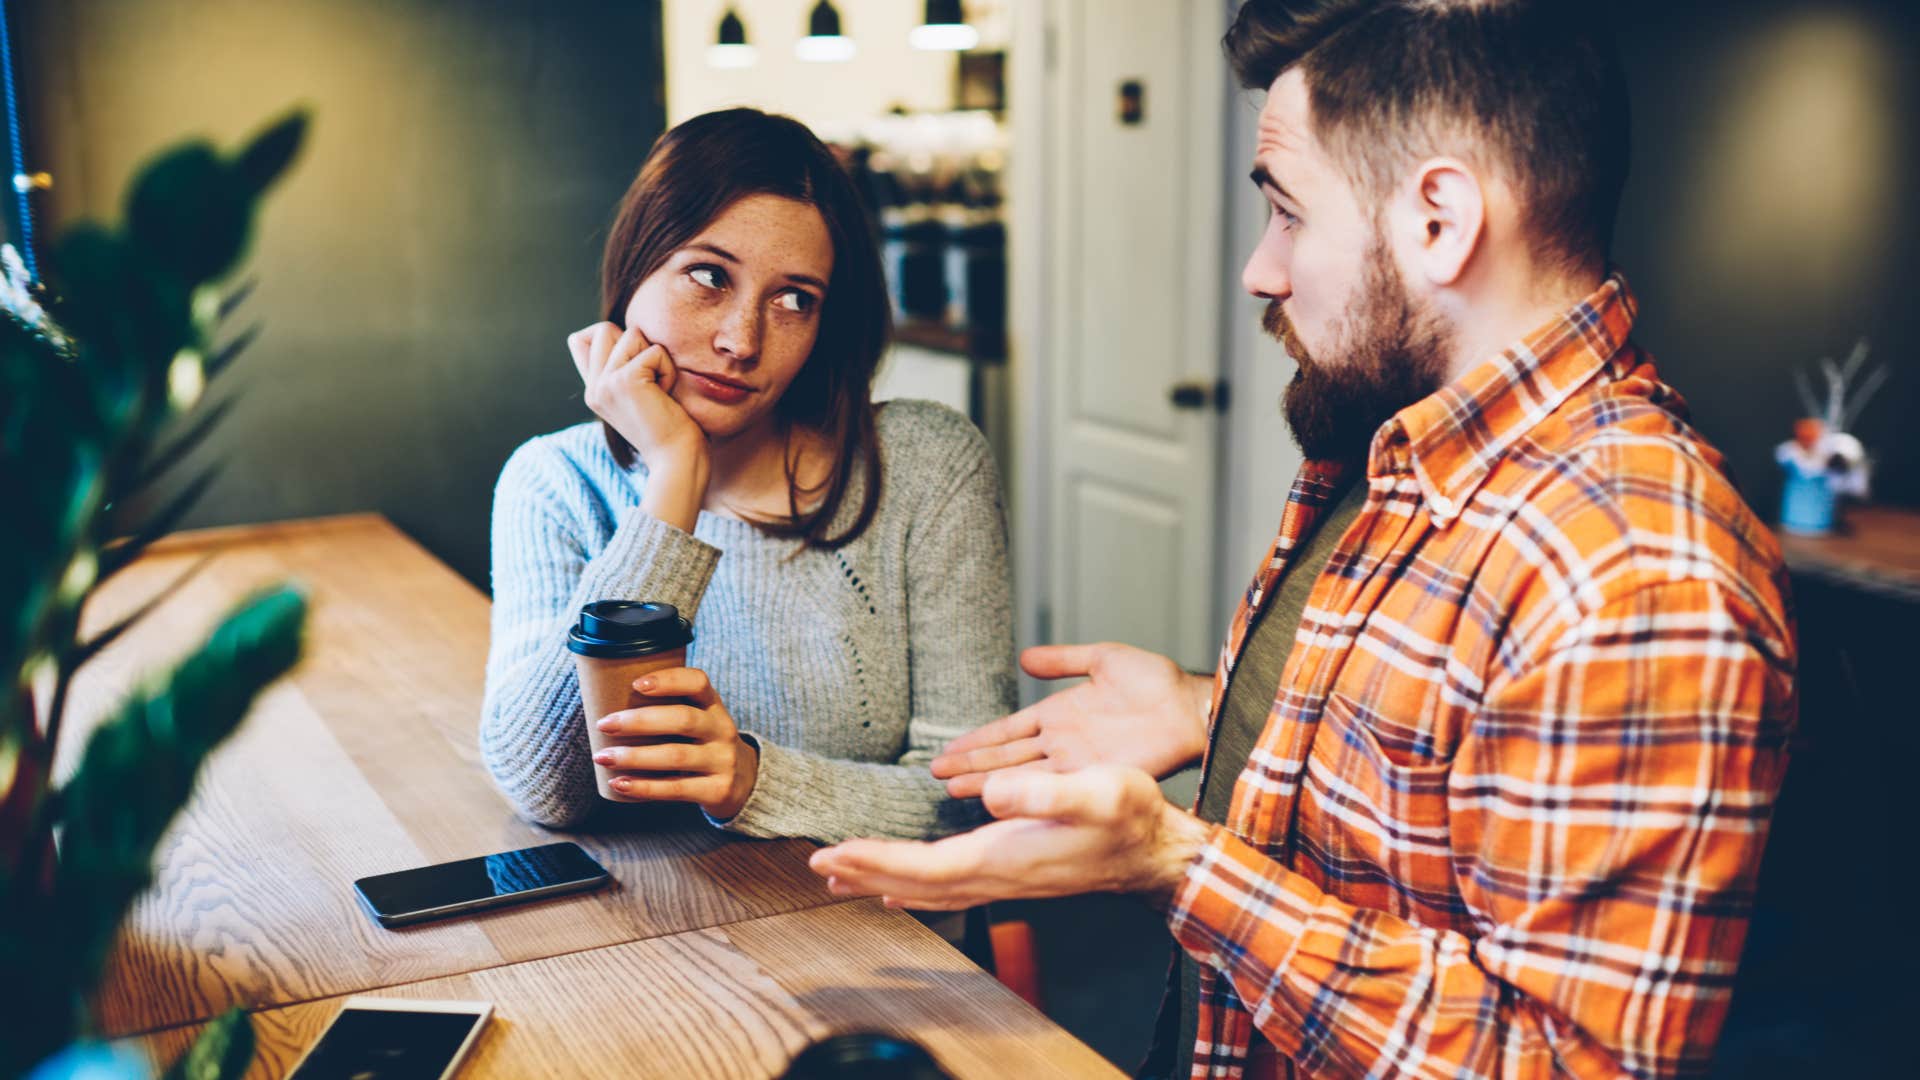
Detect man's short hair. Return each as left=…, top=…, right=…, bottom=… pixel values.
left=1226, top=0, right=1630, bottom=275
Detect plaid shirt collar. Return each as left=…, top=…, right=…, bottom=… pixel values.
left=1363, top=271, right=1638, bottom=524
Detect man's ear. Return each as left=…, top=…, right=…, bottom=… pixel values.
left=1395, top=157, right=1486, bottom=287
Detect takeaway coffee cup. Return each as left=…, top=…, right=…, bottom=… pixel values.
left=567, top=600, right=694, bottom=802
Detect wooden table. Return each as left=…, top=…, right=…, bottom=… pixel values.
left=65, top=515, right=1117, bottom=1078
left=1775, top=504, right=1920, bottom=602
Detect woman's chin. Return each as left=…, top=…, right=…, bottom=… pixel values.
left=680, top=398, right=755, bottom=442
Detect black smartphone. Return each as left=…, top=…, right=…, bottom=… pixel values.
left=353, top=842, right=610, bottom=928
left=288, top=997, right=492, bottom=1080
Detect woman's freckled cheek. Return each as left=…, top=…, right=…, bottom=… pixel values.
left=624, top=276, right=710, bottom=360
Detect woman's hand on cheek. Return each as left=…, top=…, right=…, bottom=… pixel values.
left=590, top=667, right=760, bottom=821
left=568, top=322, right=710, bottom=530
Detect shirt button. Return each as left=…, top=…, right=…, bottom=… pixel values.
left=1430, top=496, right=1455, bottom=517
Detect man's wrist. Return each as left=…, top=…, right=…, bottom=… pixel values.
left=1182, top=671, right=1214, bottom=758
left=1139, top=805, right=1212, bottom=909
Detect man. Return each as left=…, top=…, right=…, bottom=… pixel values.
left=810, top=1, right=1796, bottom=1076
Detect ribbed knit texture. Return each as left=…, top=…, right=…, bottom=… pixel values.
left=480, top=399, right=1014, bottom=843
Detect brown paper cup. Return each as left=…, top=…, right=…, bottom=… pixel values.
left=576, top=646, right=687, bottom=801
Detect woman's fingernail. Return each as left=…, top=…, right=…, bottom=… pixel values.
left=596, top=717, right=619, bottom=731
left=593, top=752, right=613, bottom=765
left=612, top=777, right=632, bottom=791
left=636, top=676, right=656, bottom=692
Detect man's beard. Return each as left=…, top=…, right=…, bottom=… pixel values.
left=1266, top=239, right=1453, bottom=464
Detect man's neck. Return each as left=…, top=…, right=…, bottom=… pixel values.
left=1441, top=267, right=1605, bottom=385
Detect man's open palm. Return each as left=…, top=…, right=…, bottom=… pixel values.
left=930, top=642, right=1211, bottom=798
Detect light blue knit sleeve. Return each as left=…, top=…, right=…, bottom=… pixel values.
left=480, top=438, right=720, bottom=827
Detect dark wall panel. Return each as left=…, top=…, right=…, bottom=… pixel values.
left=19, top=0, right=665, bottom=586
left=1612, top=0, right=1918, bottom=516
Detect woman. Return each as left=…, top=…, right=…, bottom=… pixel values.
left=481, top=108, right=1014, bottom=845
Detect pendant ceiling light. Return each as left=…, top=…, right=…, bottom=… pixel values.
left=910, top=0, right=979, bottom=52
left=796, top=0, right=856, bottom=63
left=707, top=7, right=758, bottom=69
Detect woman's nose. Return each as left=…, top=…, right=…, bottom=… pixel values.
left=713, top=299, right=762, bottom=362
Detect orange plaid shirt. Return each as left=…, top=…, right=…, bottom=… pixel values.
left=1167, top=274, right=1796, bottom=1079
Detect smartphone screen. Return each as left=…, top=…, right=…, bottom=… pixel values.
left=354, top=842, right=608, bottom=926
left=289, top=1001, right=489, bottom=1080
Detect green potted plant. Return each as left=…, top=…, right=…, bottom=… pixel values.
left=1, top=111, right=312, bottom=1080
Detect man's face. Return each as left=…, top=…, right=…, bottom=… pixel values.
left=1245, top=69, right=1452, bottom=463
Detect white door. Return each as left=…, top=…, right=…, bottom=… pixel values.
left=1030, top=0, right=1230, bottom=674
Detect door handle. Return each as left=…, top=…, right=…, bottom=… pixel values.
left=1168, top=378, right=1229, bottom=412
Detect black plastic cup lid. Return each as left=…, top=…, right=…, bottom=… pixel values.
left=780, top=1032, right=948, bottom=1079
left=566, top=600, right=693, bottom=659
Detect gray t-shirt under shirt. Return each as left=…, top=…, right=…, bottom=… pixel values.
left=1150, top=478, right=1367, bottom=1078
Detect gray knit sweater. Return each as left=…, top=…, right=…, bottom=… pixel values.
left=480, top=399, right=1014, bottom=843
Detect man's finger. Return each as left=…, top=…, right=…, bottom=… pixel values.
left=942, top=757, right=1051, bottom=800
left=1019, top=643, right=1102, bottom=680
left=929, top=734, right=1045, bottom=782
left=979, top=766, right=1139, bottom=822
left=810, top=832, right=998, bottom=889
left=934, top=709, right=1043, bottom=761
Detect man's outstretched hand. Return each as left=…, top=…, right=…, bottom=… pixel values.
left=929, top=643, right=1211, bottom=799
left=809, top=765, right=1213, bottom=911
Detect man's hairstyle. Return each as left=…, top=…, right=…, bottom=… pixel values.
left=1226, top=0, right=1630, bottom=275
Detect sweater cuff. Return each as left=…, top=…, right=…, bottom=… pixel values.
left=705, top=734, right=818, bottom=840
left=577, top=508, right=721, bottom=617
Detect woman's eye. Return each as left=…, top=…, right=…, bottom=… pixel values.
left=775, top=290, right=817, bottom=314
left=689, top=265, right=725, bottom=289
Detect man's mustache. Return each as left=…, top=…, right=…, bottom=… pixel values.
left=1263, top=299, right=1312, bottom=368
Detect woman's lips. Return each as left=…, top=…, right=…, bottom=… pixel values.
left=681, top=370, right=754, bottom=405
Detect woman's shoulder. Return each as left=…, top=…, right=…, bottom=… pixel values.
left=874, top=399, right=990, bottom=474
left=871, top=399, right=999, bottom=520
left=497, top=420, right=635, bottom=503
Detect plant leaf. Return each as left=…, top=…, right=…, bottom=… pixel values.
left=160, top=1007, right=256, bottom=1080
left=216, top=278, right=256, bottom=323
left=235, top=111, right=309, bottom=197
left=51, top=587, right=306, bottom=988
left=134, top=396, right=235, bottom=492
left=203, top=324, right=260, bottom=381
left=125, top=142, right=249, bottom=285
left=97, top=465, right=220, bottom=584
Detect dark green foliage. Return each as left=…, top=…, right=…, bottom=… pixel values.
left=159, top=1010, right=256, bottom=1080
left=0, top=111, right=310, bottom=1080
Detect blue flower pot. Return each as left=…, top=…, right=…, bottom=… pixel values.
left=1780, top=470, right=1837, bottom=535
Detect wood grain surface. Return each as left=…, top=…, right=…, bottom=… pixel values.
left=1776, top=504, right=1920, bottom=601
left=130, top=899, right=1122, bottom=1079
left=63, top=516, right=839, bottom=1036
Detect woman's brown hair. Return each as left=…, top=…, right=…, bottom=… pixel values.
left=599, top=108, right=889, bottom=549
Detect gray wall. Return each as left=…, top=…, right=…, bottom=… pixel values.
left=19, top=0, right=665, bottom=586
left=1612, top=0, right=1918, bottom=513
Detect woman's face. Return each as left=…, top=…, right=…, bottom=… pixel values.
left=623, top=194, right=835, bottom=441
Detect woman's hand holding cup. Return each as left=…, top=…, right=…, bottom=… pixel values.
left=568, top=322, right=708, bottom=532
left=590, top=667, right=759, bottom=820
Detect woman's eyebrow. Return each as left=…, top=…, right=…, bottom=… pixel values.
left=687, top=241, right=826, bottom=291
left=686, top=242, right=740, bottom=263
